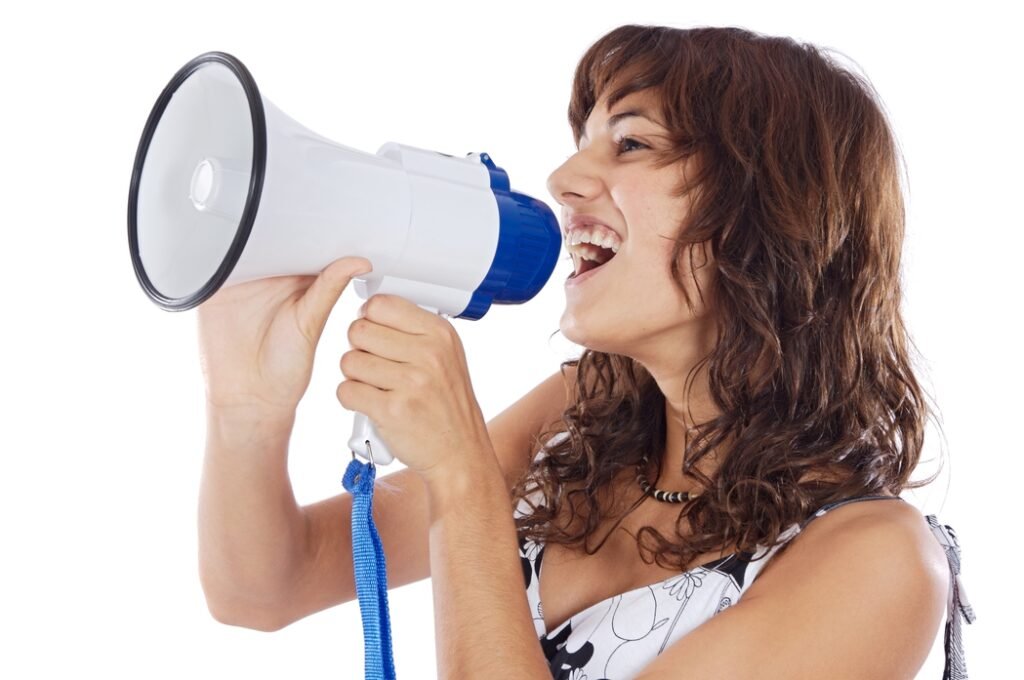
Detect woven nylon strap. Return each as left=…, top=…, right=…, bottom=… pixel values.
left=342, top=457, right=397, bottom=680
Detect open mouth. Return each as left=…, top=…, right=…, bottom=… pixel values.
left=569, top=242, right=617, bottom=278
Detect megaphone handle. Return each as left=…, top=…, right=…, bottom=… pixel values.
left=349, top=412, right=394, bottom=465
left=348, top=303, right=446, bottom=466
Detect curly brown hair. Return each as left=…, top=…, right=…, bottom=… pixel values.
left=510, top=24, right=946, bottom=571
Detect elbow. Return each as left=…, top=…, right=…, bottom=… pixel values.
left=199, top=567, right=291, bottom=632
left=205, top=595, right=287, bottom=633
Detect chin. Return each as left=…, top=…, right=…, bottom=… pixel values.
left=559, top=312, right=622, bottom=355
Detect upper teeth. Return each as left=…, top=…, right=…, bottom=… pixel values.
left=566, top=225, right=621, bottom=254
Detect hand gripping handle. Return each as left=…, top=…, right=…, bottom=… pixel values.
left=347, top=303, right=446, bottom=466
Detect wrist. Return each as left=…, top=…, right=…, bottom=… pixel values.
left=205, top=396, right=296, bottom=421
left=423, top=447, right=505, bottom=517
left=205, top=404, right=296, bottom=445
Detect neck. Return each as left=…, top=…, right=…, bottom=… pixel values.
left=650, top=370, right=726, bottom=495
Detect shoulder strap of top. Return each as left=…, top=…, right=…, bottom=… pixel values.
left=798, top=494, right=906, bottom=531
left=926, top=515, right=976, bottom=680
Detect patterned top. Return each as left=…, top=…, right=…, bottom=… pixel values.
left=514, top=444, right=975, bottom=679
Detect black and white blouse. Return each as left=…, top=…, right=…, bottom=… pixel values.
left=514, top=443, right=975, bottom=679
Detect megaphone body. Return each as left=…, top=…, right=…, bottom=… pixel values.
left=128, top=52, right=561, bottom=466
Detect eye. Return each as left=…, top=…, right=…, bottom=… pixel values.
left=615, top=136, right=648, bottom=155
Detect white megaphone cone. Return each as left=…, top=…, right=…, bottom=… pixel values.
left=128, top=51, right=561, bottom=466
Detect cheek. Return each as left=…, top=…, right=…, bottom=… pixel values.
left=643, top=241, right=715, bottom=307
left=671, top=244, right=716, bottom=316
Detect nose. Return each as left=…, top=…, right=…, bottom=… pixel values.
left=546, top=151, right=602, bottom=217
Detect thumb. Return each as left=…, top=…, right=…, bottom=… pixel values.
left=295, top=257, right=373, bottom=344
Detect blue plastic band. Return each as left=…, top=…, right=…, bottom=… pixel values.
left=461, top=152, right=561, bottom=320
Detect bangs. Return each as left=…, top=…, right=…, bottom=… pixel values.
left=569, top=28, right=679, bottom=147
left=567, top=26, right=702, bottom=174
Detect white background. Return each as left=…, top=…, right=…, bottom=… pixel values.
left=1, top=1, right=1017, bottom=678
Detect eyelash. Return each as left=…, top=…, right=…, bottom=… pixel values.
left=566, top=136, right=649, bottom=159
left=615, top=136, right=648, bottom=155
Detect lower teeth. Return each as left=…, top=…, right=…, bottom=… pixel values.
left=570, top=256, right=613, bottom=279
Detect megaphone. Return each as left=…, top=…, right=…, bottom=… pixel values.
left=128, top=51, right=561, bottom=466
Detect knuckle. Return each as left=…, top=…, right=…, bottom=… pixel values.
left=385, top=397, right=405, bottom=422
left=446, top=328, right=462, bottom=352
left=364, top=294, right=385, bottom=316
left=424, top=346, right=446, bottom=373
left=435, top=327, right=457, bottom=354
left=348, top=318, right=367, bottom=344
left=410, top=369, right=431, bottom=389
left=339, top=351, right=355, bottom=375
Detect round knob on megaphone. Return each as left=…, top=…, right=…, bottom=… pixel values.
left=188, top=157, right=250, bottom=221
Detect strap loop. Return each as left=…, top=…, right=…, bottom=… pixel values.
left=343, top=446, right=397, bottom=680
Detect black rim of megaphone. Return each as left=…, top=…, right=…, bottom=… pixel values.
left=127, top=51, right=267, bottom=312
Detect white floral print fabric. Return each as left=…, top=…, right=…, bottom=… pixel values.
left=514, top=441, right=974, bottom=679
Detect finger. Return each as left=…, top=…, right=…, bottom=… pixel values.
left=360, top=293, right=440, bottom=335
left=296, top=257, right=373, bottom=344
left=348, top=317, right=420, bottom=364
left=339, top=349, right=407, bottom=391
left=336, top=377, right=388, bottom=421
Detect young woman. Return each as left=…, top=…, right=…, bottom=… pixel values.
left=197, top=24, right=974, bottom=680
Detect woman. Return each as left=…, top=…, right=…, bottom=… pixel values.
left=196, top=24, right=974, bottom=680
left=507, top=24, right=977, bottom=679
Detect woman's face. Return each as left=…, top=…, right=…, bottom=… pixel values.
left=546, top=87, right=716, bottom=367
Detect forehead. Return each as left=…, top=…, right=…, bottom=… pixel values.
left=580, top=87, right=664, bottom=140
left=597, top=84, right=661, bottom=112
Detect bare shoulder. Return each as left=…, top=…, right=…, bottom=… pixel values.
left=747, top=494, right=949, bottom=602
left=633, top=496, right=951, bottom=679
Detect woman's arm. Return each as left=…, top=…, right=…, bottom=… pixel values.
left=424, top=445, right=551, bottom=679
left=198, top=407, right=305, bottom=629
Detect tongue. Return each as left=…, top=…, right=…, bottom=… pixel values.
left=578, top=254, right=613, bottom=276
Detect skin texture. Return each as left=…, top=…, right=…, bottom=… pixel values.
left=547, top=86, right=724, bottom=493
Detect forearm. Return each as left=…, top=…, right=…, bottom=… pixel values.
left=198, top=406, right=306, bottom=621
left=425, top=451, right=551, bottom=679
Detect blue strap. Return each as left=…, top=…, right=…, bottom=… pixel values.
left=342, top=458, right=397, bottom=680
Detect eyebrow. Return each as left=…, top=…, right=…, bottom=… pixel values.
left=580, top=108, right=660, bottom=142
